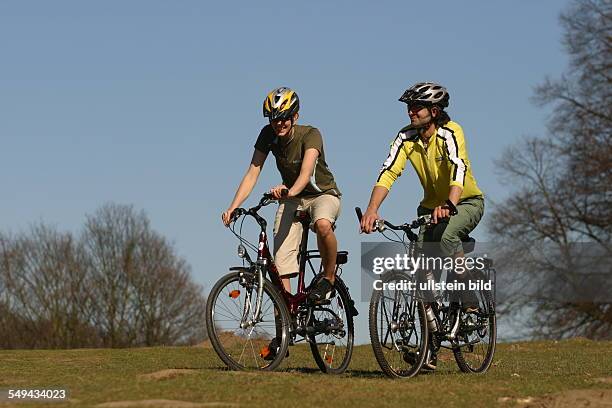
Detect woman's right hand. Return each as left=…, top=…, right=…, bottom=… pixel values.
left=222, top=208, right=236, bottom=227
left=360, top=208, right=380, bottom=234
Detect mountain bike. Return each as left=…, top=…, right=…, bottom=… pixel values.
left=356, top=207, right=496, bottom=378
left=206, top=192, right=357, bottom=373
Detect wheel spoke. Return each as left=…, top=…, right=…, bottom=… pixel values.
left=207, top=273, right=289, bottom=371
left=370, top=272, right=427, bottom=378
left=309, top=285, right=353, bottom=374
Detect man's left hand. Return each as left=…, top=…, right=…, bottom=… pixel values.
left=431, top=205, right=451, bottom=224
left=270, top=184, right=291, bottom=199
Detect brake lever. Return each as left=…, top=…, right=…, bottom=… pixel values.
left=411, top=214, right=432, bottom=229
left=374, top=219, right=386, bottom=232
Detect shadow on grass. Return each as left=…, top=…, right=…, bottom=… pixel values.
left=197, top=366, right=387, bottom=378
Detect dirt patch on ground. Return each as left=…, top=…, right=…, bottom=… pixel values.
left=137, top=369, right=198, bottom=381
left=499, top=389, right=612, bottom=407
left=537, top=389, right=612, bottom=407
left=96, top=400, right=238, bottom=407
left=594, top=377, right=612, bottom=385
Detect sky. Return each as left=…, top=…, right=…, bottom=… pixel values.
left=0, top=0, right=572, bottom=344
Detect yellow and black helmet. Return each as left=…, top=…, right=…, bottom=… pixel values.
left=263, top=87, right=300, bottom=120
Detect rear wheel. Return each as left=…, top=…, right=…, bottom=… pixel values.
left=205, top=271, right=291, bottom=371
left=453, top=285, right=497, bottom=373
left=308, top=279, right=354, bottom=374
left=369, top=270, right=429, bottom=378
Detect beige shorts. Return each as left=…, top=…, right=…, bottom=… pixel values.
left=273, top=194, right=341, bottom=277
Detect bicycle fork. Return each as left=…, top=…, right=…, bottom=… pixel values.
left=239, top=265, right=265, bottom=329
left=240, top=232, right=269, bottom=329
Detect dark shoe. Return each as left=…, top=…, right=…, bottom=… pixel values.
left=402, top=351, right=417, bottom=366
left=308, top=278, right=335, bottom=303
left=260, top=337, right=288, bottom=361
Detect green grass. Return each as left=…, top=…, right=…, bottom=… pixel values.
left=1, top=339, right=611, bottom=407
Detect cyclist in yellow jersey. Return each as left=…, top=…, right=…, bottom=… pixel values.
left=360, top=82, right=484, bottom=370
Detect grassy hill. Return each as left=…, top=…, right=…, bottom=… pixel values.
left=1, top=339, right=611, bottom=407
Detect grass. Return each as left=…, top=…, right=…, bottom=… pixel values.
left=1, top=339, right=611, bottom=407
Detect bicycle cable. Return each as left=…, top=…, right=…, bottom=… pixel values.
left=229, top=216, right=259, bottom=254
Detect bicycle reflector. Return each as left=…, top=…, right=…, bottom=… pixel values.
left=325, top=355, right=333, bottom=365
left=259, top=346, right=271, bottom=359
left=237, top=244, right=246, bottom=258
left=229, top=290, right=240, bottom=299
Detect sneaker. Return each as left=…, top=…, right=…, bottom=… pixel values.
left=259, top=337, right=289, bottom=361
left=308, top=278, right=335, bottom=303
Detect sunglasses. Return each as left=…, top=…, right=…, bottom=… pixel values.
left=407, top=104, right=427, bottom=113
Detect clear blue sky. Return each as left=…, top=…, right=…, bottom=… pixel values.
left=0, top=0, right=570, bottom=344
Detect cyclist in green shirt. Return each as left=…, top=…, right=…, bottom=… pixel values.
left=222, top=87, right=341, bottom=303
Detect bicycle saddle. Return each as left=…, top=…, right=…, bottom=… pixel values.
left=336, top=250, right=348, bottom=265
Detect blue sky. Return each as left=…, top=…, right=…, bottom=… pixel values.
left=0, top=0, right=570, bottom=344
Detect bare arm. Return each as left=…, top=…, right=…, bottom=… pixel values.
left=361, top=133, right=408, bottom=232
left=222, top=149, right=267, bottom=225
left=448, top=185, right=462, bottom=206
left=360, top=186, right=390, bottom=233
left=288, top=148, right=319, bottom=197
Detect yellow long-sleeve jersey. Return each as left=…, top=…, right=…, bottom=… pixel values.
left=376, top=121, right=483, bottom=209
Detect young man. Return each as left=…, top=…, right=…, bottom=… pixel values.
left=360, top=82, right=484, bottom=369
left=222, top=87, right=341, bottom=302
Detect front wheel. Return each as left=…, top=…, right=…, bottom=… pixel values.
left=205, top=271, right=291, bottom=371
left=369, top=270, right=429, bottom=378
left=308, top=278, right=355, bottom=374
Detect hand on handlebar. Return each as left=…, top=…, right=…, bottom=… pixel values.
left=269, top=185, right=290, bottom=200
left=431, top=205, right=450, bottom=224
left=431, top=200, right=458, bottom=224
left=222, top=208, right=237, bottom=227
left=358, top=207, right=381, bottom=234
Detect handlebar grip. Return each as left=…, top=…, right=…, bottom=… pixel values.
left=355, top=207, right=363, bottom=222
left=230, top=208, right=244, bottom=222
left=263, top=189, right=289, bottom=200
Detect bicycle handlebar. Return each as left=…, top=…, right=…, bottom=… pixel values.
left=355, top=206, right=431, bottom=234
left=230, top=189, right=289, bottom=224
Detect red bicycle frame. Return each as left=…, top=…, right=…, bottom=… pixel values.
left=256, top=214, right=313, bottom=315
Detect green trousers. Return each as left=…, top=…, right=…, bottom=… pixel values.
left=417, top=196, right=484, bottom=257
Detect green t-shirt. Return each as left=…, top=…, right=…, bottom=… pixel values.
left=254, top=124, right=341, bottom=197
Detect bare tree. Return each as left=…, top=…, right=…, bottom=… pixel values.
left=0, top=204, right=206, bottom=349
left=490, top=0, right=612, bottom=339
left=82, top=203, right=206, bottom=347
left=0, top=226, right=96, bottom=348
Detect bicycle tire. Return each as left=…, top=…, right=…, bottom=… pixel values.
left=369, top=270, right=429, bottom=378
left=205, top=271, right=291, bottom=371
left=308, top=278, right=354, bottom=374
left=453, top=287, right=497, bottom=373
